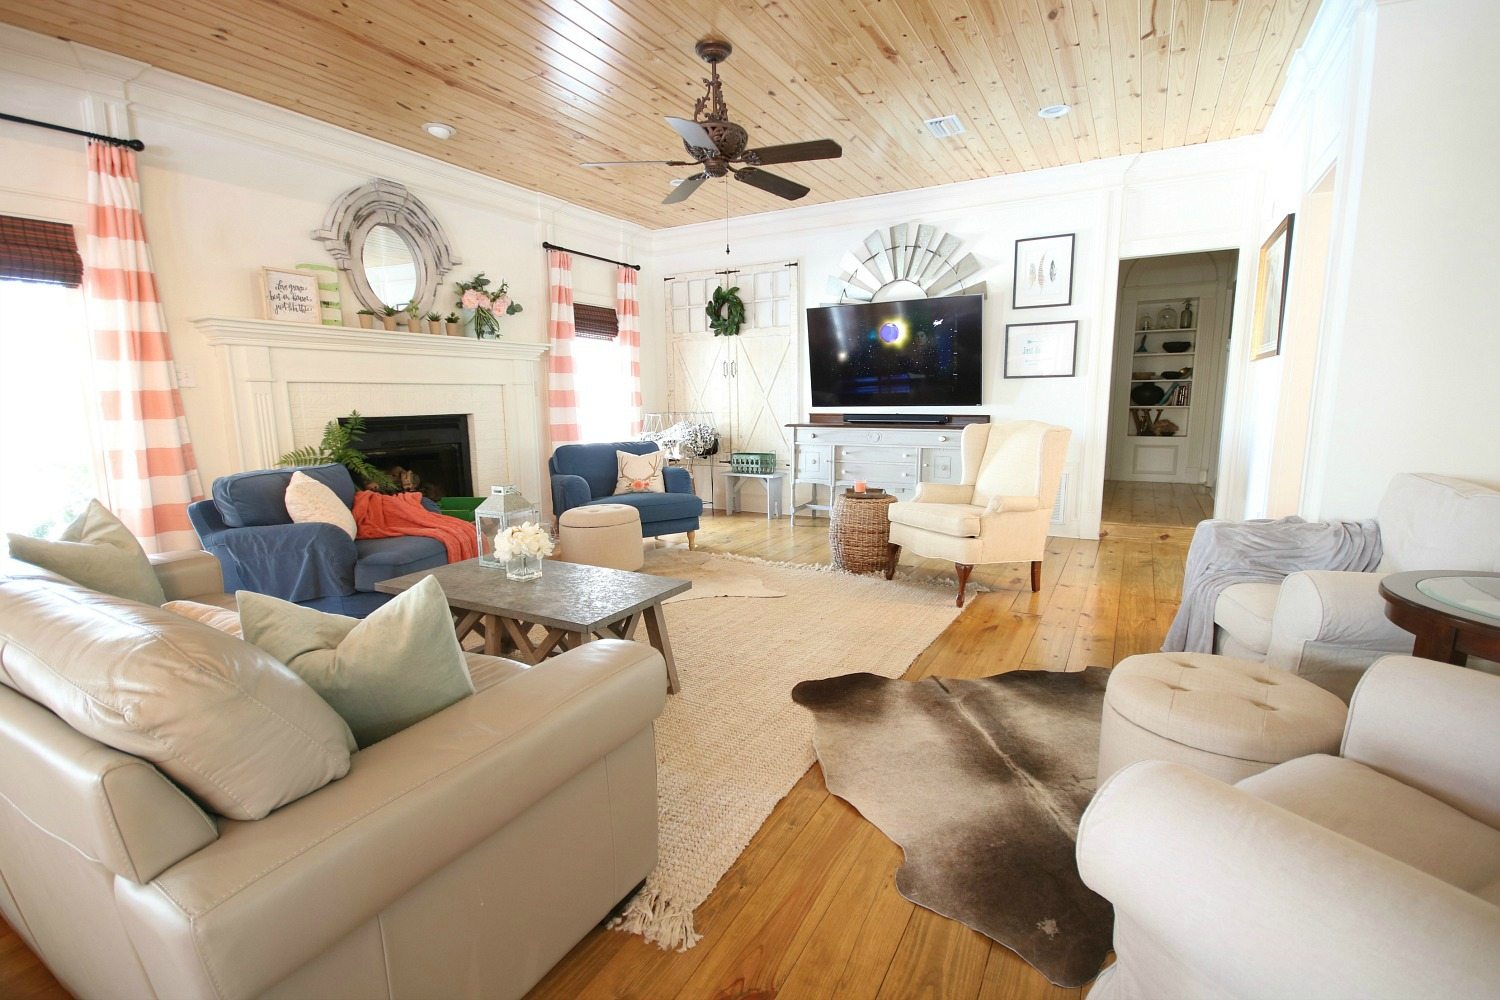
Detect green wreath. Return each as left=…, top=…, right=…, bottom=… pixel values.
left=707, top=285, right=745, bottom=337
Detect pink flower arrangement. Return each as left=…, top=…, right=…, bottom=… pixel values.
left=454, top=273, right=523, bottom=339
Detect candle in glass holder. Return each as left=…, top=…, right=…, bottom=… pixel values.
left=853, top=480, right=868, bottom=493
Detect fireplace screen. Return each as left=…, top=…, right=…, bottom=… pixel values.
left=340, top=413, right=474, bottom=500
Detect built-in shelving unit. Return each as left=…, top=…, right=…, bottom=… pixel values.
left=1124, top=300, right=1199, bottom=439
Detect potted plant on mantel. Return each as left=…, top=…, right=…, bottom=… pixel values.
left=425, top=311, right=443, bottom=335
left=379, top=305, right=399, bottom=331
left=404, top=301, right=422, bottom=332
left=444, top=312, right=461, bottom=337
left=356, top=308, right=375, bottom=329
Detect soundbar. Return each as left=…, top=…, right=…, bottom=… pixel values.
left=842, top=413, right=952, bottom=425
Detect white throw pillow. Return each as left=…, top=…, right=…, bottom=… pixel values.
left=285, top=470, right=357, bottom=539
left=616, top=450, right=666, bottom=494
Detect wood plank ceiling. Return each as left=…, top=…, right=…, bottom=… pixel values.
left=0, top=0, right=1320, bottom=229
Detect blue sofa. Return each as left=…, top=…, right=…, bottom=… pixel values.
left=187, top=464, right=448, bottom=617
left=550, top=441, right=703, bottom=543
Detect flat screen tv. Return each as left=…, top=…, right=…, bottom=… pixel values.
left=806, top=294, right=983, bottom=408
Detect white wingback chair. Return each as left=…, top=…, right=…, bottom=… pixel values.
left=887, top=421, right=1070, bottom=606
left=1213, top=474, right=1500, bottom=701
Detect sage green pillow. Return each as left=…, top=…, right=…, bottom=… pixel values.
left=7, top=499, right=166, bottom=606
left=237, top=576, right=474, bottom=747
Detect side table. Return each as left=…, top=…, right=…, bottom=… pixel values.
left=1379, top=570, right=1500, bottom=666
left=829, top=491, right=900, bottom=577
left=721, top=469, right=786, bottom=520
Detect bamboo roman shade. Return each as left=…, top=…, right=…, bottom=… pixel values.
left=573, top=303, right=619, bottom=340
left=0, top=215, right=84, bottom=287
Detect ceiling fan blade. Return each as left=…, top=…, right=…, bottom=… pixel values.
left=662, top=174, right=709, bottom=205
left=664, top=116, right=719, bottom=156
left=580, top=159, right=697, bottom=168
left=740, top=139, right=843, bottom=166
left=733, top=167, right=810, bottom=201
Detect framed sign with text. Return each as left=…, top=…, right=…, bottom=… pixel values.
left=261, top=267, right=323, bottom=325
left=1004, top=321, right=1078, bottom=378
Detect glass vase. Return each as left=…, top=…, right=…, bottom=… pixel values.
left=506, top=553, right=542, bottom=582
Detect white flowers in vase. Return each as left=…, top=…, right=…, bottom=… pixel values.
left=493, top=521, right=553, bottom=581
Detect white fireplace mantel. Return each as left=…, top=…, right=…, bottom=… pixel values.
left=194, top=316, right=550, bottom=504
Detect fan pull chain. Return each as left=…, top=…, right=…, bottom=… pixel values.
left=724, top=179, right=731, bottom=256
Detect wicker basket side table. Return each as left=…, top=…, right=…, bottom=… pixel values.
left=829, top=491, right=901, bottom=578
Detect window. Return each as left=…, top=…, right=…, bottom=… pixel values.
left=571, top=304, right=632, bottom=443
left=0, top=279, right=105, bottom=537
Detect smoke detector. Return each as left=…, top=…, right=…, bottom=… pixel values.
left=922, top=115, right=966, bottom=138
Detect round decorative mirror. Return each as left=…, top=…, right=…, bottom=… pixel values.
left=313, top=179, right=460, bottom=316
left=361, top=224, right=418, bottom=308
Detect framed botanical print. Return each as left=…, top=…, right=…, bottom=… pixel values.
left=1004, top=321, right=1078, bottom=378
left=1012, top=233, right=1075, bottom=309
left=261, top=267, right=323, bottom=325
left=1251, top=214, right=1295, bottom=360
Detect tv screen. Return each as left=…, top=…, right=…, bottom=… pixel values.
left=806, top=294, right=983, bottom=408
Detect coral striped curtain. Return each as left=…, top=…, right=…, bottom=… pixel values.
left=546, top=248, right=579, bottom=447
left=616, top=265, right=644, bottom=436
left=85, top=142, right=203, bottom=553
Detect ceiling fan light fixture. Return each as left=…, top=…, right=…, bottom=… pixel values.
left=1037, top=104, right=1071, bottom=120
left=922, top=115, right=966, bottom=138
left=422, top=121, right=456, bottom=140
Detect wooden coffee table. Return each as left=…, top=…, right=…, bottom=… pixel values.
left=377, top=559, right=691, bottom=693
left=1379, top=570, right=1500, bottom=666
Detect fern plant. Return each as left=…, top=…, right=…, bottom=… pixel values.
left=277, top=411, right=395, bottom=490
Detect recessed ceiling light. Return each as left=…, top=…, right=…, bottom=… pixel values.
left=422, top=121, right=456, bottom=140
left=1038, top=104, right=1071, bottom=120
left=669, top=178, right=685, bottom=187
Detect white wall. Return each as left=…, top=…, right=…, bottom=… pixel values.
left=0, top=28, right=648, bottom=489
left=646, top=143, right=1262, bottom=537
left=1300, top=0, right=1500, bottom=516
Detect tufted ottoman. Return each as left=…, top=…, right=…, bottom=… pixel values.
left=558, top=503, right=644, bottom=572
left=1097, top=652, right=1349, bottom=784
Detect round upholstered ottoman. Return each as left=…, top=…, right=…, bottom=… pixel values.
left=1097, top=652, right=1348, bottom=784
left=559, top=503, right=644, bottom=572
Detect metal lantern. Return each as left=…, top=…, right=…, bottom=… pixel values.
left=474, top=485, right=539, bottom=567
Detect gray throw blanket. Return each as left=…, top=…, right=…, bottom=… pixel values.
left=1163, top=516, right=1383, bottom=653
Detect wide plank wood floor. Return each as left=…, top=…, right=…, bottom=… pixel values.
left=1101, top=479, right=1214, bottom=527
left=0, top=513, right=1190, bottom=1000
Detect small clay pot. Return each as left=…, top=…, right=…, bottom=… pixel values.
left=428, top=319, right=443, bottom=335
left=445, top=322, right=462, bottom=337
left=380, top=314, right=398, bottom=331
left=357, top=314, right=375, bottom=329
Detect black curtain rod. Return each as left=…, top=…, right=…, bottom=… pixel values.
left=542, top=241, right=639, bottom=271
left=0, top=112, right=145, bottom=151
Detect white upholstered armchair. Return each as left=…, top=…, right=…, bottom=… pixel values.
left=887, top=420, right=1070, bottom=607
left=1213, top=474, right=1500, bottom=701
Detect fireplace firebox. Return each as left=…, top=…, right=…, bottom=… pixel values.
left=340, top=414, right=474, bottom=500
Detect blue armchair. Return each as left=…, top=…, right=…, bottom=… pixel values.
left=550, top=442, right=703, bottom=545
left=187, top=464, right=448, bottom=617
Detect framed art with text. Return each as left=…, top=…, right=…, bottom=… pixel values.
left=1005, top=321, right=1078, bottom=378
left=1251, top=214, right=1295, bottom=360
left=261, top=267, right=323, bottom=325
left=1012, top=233, right=1075, bottom=308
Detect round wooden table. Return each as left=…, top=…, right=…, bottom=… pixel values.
left=1378, top=570, right=1500, bottom=665
left=829, top=491, right=901, bottom=578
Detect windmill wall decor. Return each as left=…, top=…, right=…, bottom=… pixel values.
left=824, top=223, right=987, bottom=305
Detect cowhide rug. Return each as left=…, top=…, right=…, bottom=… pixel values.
left=791, top=668, right=1112, bottom=988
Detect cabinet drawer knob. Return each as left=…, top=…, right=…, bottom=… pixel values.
left=903, top=472, right=912, bottom=478
left=938, top=435, right=948, bottom=442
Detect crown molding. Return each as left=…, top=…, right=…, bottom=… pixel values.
left=194, top=316, right=548, bottom=361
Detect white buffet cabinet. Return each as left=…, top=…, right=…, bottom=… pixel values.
left=790, top=420, right=986, bottom=519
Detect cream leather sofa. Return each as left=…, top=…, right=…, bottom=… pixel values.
left=1078, top=655, right=1500, bottom=999
left=0, top=552, right=666, bottom=1000
left=1213, top=473, right=1500, bottom=700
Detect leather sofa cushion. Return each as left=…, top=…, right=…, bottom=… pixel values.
left=213, top=464, right=356, bottom=528
left=888, top=500, right=985, bottom=538
left=551, top=441, right=662, bottom=500
left=1213, top=582, right=1281, bottom=655
left=353, top=535, right=447, bottom=592
left=1240, top=754, right=1500, bottom=904
left=0, top=577, right=353, bottom=820
left=585, top=491, right=702, bottom=523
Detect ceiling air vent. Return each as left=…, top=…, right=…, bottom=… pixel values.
left=923, top=115, right=966, bottom=139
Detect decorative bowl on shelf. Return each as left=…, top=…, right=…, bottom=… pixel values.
left=1130, top=383, right=1167, bottom=406
left=1162, top=341, right=1192, bottom=353
left=1158, top=370, right=1183, bottom=379
left=1131, top=371, right=1155, bottom=380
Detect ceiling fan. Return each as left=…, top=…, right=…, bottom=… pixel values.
left=581, top=39, right=843, bottom=205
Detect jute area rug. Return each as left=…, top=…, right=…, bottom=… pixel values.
left=611, top=548, right=966, bottom=951
left=791, top=668, right=1113, bottom=989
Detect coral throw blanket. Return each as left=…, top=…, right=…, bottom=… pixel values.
left=353, top=491, right=477, bottom=562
